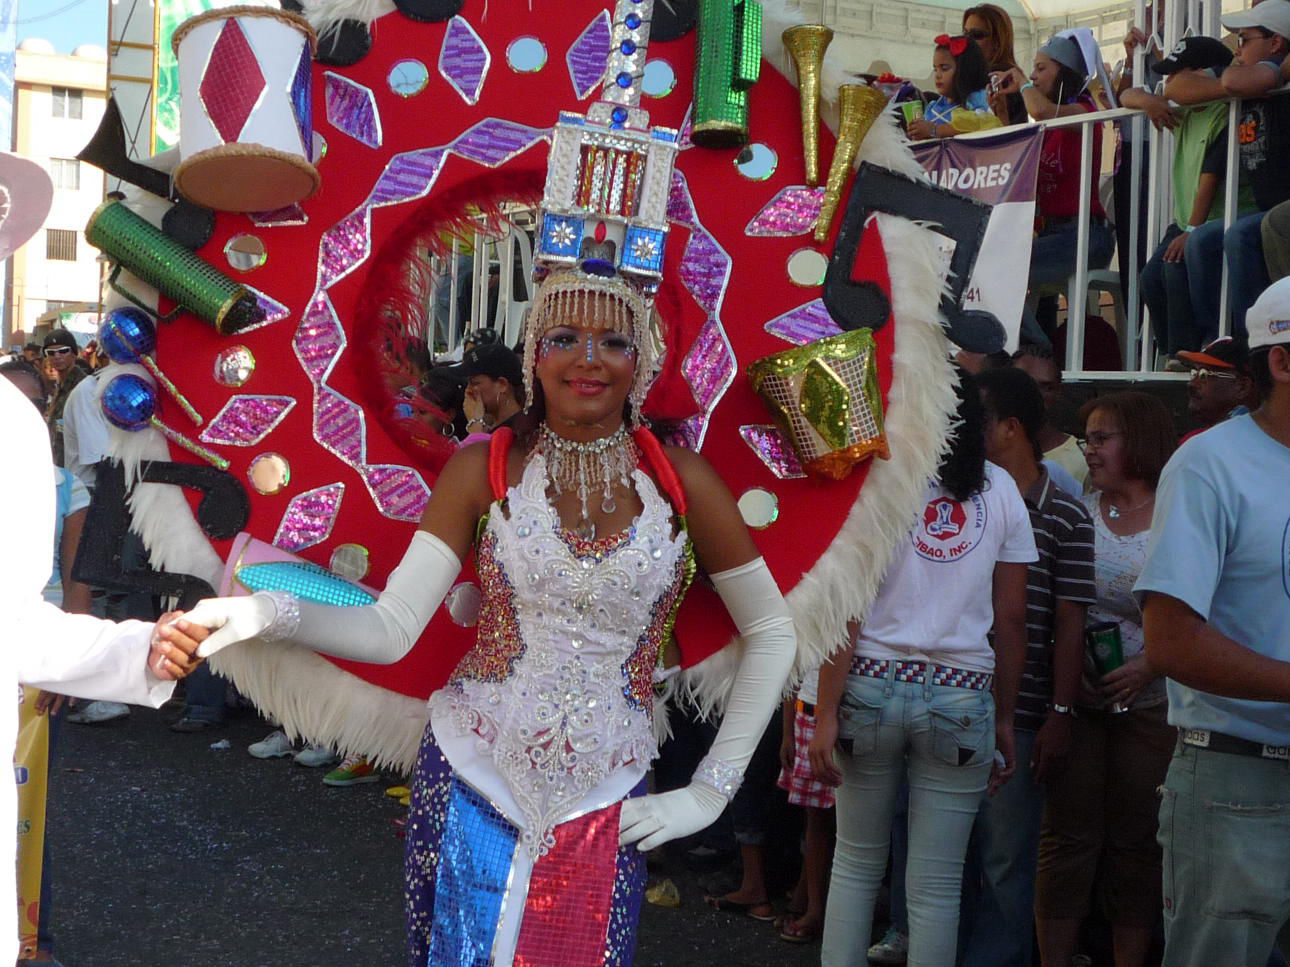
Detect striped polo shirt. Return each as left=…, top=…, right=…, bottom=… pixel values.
left=1014, top=467, right=1096, bottom=732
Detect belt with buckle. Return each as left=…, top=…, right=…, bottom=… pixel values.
left=1180, top=728, right=1290, bottom=762
left=849, top=656, right=993, bottom=692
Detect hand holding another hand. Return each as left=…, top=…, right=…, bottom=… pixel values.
left=183, top=595, right=280, bottom=658
left=149, top=611, right=210, bottom=680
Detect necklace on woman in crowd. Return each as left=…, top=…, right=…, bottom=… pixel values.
left=1104, top=493, right=1152, bottom=520
left=535, top=422, right=638, bottom=540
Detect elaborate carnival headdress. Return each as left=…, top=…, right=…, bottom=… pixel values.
left=520, top=0, right=680, bottom=421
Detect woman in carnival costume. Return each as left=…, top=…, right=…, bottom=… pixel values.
left=184, top=256, right=798, bottom=963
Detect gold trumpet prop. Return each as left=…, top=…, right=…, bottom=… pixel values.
left=782, top=24, right=834, bottom=187
left=813, top=84, right=888, bottom=243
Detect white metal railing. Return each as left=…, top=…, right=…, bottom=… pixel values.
left=952, top=80, right=1285, bottom=379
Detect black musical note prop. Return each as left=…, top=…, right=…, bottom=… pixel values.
left=73, top=461, right=249, bottom=610
left=824, top=163, right=1005, bottom=354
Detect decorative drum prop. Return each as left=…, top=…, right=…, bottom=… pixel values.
left=172, top=6, right=319, bottom=212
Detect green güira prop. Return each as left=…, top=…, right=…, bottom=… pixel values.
left=85, top=200, right=265, bottom=335
left=692, top=0, right=763, bottom=149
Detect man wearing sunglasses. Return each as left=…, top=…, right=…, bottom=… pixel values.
left=40, top=329, right=88, bottom=467
left=1175, top=336, right=1259, bottom=442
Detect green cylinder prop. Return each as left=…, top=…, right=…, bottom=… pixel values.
left=692, top=0, right=763, bottom=149
left=84, top=200, right=265, bottom=335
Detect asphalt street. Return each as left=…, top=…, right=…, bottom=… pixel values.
left=44, top=706, right=822, bottom=967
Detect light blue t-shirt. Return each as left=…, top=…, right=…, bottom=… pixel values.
left=1134, top=414, right=1290, bottom=745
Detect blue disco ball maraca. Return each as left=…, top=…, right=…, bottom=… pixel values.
left=99, top=306, right=157, bottom=364
left=101, top=373, right=157, bottom=431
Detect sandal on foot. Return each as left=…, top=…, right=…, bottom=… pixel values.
left=704, top=895, right=776, bottom=921
left=779, top=917, right=822, bottom=944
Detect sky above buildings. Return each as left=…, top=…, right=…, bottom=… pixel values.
left=17, top=0, right=107, bottom=54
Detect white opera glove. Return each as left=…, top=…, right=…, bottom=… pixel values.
left=189, top=530, right=462, bottom=663
left=619, top=557, right=796, bottom=849
left=185, top=593, right=281, bottom=658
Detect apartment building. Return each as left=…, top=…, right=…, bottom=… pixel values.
left=6, top=39, right=107, bottom=346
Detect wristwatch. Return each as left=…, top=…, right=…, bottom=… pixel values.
left=1050, top=703, right=1076, bottom=716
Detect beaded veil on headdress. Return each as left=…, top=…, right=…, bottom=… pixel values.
left=521, top=0, right=680, bottom=421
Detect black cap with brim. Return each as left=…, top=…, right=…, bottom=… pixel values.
left=459, top=342, right=524, bottom=389
left=42, top=329, right=79, bottom=352
left=1155, top=36, right=1234, bottom=75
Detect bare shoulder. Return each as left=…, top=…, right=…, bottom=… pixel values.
left=660, top=443, right=758, bottom=571
left=417, top=442, right=493, bottom=556
left=662, top=444, right=732, bottom=496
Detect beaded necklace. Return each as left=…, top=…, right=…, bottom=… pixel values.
left=534, top=423, right=639, bottom=540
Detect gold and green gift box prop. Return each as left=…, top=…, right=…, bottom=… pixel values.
left=748, top=328, right=889, bottom=480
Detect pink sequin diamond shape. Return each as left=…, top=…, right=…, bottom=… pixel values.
left=199, top=20, right=266, bottom=144
left=199, top=395, right=295, bottom=447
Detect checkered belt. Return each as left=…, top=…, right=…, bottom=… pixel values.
left=1180, top=728, right=1290, bottom=762
left=849, top=656, right=993, bottom=692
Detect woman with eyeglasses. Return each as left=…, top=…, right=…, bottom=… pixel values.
left=963, top=4, right=1027, bottom=124
left=1034, top=391, right=1177, bottom=967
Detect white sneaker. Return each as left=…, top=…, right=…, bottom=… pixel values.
left=867, top=926, right=909, bottom=965
left=293, top=743, right=338, bottom=768
left=248, top=729, right=296, bottom=759
left=67, top=701, right=130, bottom=724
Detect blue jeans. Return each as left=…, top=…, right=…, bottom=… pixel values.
left=959, top=728, right=1042, bottom=967
left=1187, top=213, right=1269, bottom=337
left=822, top=670, right=995, bottom=967
left=182, top=662, right=227, bottom=725
left=1142, top=225, right=1210, bottom=354
left=1158, top=739, right=1290, bottom=967
left=1021, top=221, right=1117, bottom=348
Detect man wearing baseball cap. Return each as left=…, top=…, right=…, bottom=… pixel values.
left=1167, top=1, right=1290, bottom=339
left=40, top=329, right=88, bottom=467
left=1174, top=335, right=1259, bottom=440
left=458, top=341, right=524, bottom=436
left=1136, top=276, right=1290, bottom=966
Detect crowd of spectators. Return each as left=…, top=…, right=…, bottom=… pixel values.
left=903, top=1, right=1290, bottom=368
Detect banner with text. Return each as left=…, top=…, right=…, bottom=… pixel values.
left=912, top=127, right=1043, bottom=353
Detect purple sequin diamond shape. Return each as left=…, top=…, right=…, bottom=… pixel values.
left=199, top=395, right=295, bottom=446
left=293, top=294, right=345, bottom=384
left=360, top=464, right=431, bottom=522
left=439, top=17, right=489, bottom=106
left=739, top=425, right=806, bottom=480
left=745, top=187, right=825, bottom=237
left=317, top=209, right=370, bottom=289
left=273, top=483, right=344, bottom=552
left=369, top=149, right=446, bottom=208
left=566, top=11, right=610, bottom=100
left=683, top=320, right=735, bottom=412
left=451, top=118, right=547, bottom=168
left=315, top=386, right=366, bottom=465
left=324, top=72, right=382, bottom=148
left=764, top=299, right=842, bottom=346
left=232, top=286, right=292, bottom=334
left=678, top=230, right=730, bottom=315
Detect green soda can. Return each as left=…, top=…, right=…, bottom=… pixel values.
left=1087, top=620, right=1129, bottom=712
left=1086, top=620, right=1125, bottom=675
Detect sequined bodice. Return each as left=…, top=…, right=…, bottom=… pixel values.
left=430, top=454, right=688, bottom=853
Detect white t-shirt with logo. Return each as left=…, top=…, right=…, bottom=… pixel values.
left=855, top=461, right=1038, bottom=673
